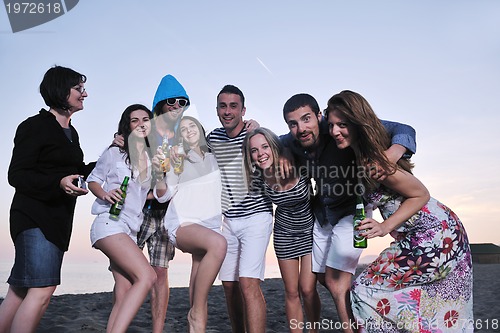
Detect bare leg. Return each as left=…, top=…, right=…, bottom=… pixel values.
left=325, top=267, right=356, bottom=333
left=189, top=255, right=201, bottom=306
left=299, top=254, right=321, bottom=333
left=150, top=266, right=169, bottom=333
left=95, top=233, right=157, bottom=333
left=239, top=277, right=266, bottom=333
left=316, top=272, right=326, bottom=288
left=107, top=268, right=132, bottom=332
left=0, top=285, right=26, bottom=333
left=222, top=281, right=245, bottom=332
left=176, top=224, right=227, bottom=333
left=1, top=285, right=56, bottom=333
left=278, top=258, right=303, bottom=333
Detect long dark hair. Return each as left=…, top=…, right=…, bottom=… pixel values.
left=325, top=90, right=413, bottom=192
left=114, top=104, right=155, bottom=169
left=175, top=116, right=208, bottom=154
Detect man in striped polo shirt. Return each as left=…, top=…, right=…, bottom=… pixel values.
left=207, top=85, right=272, bottom=333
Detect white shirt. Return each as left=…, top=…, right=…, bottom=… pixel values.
left=155, top=150, right=222, bottom=230
left=87, top=146, right=152, bottom=233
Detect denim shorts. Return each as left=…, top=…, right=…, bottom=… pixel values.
left=7, top=228, right=64, bottom=288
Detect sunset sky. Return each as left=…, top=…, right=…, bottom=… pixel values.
left=1, top=1, right=499, bottom=270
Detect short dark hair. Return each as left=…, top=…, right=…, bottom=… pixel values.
left=282, top=93, right=320, bottom=120
left=39, top=65, right=86, bottom=110
left=217, top=85, right=245, bottom=107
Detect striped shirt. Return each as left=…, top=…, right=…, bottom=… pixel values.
left=265, top=173, right=314, bottom=260
left=207, top=127, right=272, bottom=218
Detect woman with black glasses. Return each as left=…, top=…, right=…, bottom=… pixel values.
left=0, top=65, right=94, bottom=332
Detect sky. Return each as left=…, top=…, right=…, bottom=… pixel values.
left=1, top=0, right=500, bottom=270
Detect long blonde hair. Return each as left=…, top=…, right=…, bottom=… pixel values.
left=325, top=90, right=413, bottom=192
left=242, top=127, right=283, bottom=189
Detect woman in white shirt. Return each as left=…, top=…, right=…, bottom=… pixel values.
left=154, top=116, right=227, bottom=333
left=87, top=104, right=160, bottom=332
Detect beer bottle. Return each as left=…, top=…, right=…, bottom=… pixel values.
left=353, top=195, right=367, bottom=248
left=109, top=176, right=130, bottom=219
left=173, top=137, right=185, bottom=175
left=160, top=135, right=171, bottom=173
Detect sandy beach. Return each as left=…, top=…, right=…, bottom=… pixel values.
left=1, top=263, right=499, bottom=332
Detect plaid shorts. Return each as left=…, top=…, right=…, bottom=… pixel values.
left=137, top=206, right=175, bottom=268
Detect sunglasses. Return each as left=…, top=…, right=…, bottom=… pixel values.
left=166, top=98, right=188, bottom=107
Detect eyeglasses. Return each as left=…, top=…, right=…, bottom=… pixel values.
left=72, top=86, right=86, bottom=94
left=166, top=98, right=188, bottom=107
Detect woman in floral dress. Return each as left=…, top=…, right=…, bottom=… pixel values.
left=324, top=90, right=473, bottom=333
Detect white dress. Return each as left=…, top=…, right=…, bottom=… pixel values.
left=155, top=150, right=222, bottom=247
left=88, top=146, right=152, bottom=245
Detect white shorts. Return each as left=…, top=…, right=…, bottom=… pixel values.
left=90, top=214, right=136, bottom=246
left=312, top=207, right=372, bottom=275
left=218, top=212, right=273, bottom=281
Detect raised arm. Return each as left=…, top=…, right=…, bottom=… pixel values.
left=152, top=147, right=177, bottom=202
left=370, top=120, right=417, bottom=181
left=381, top=119, right=417, bottom=159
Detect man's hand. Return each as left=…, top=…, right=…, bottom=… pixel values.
left=244, top=119, right=260, bottom=132
left=369, top=144, right=407, bottom=182
left=277, top=147, right=295, bottom=179
left=152, top=147, right=165, bottom=174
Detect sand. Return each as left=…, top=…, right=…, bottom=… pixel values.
left=1, top=263, right=499, bottom=332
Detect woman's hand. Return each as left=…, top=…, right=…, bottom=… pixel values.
left=112, top=133, right=125, bottom=148
left=100, top=188, right=124, bottom=204
left=60, top=175, right=88, bottom=197
left=356, top=217, right=391, bottom=239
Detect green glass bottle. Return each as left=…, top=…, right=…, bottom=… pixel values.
left=109, top=176, right=130, bottom=220
left=353, top=195, right=367, bottom=248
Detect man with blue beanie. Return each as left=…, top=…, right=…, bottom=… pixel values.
left=138, top=74, right=189, bottom=333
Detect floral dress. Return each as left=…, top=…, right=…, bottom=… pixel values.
left=351, top=185, right=473, bottom=333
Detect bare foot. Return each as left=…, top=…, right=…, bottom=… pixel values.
left=187, top=308, right=206, bottom=333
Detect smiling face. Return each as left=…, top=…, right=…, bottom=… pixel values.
left=161, top=98, right=186, bottom=124
left=179, top=118, right=200, bottom=148
left=67, top=83, right=87, bottom=112
left=130, top=109, right=152, bottom=139
left=284, top=105, right=322, bottom=150
left=327, top=109, right=356, bottom=149
left=249, top=133, right=274, bottom=171
left=216, top=92, right=246, bottom=137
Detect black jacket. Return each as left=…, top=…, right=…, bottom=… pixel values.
left=8, top=109, right=94, bottom=251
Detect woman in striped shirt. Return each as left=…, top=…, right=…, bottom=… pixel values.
left=243, top=127, right=321, bottom=333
